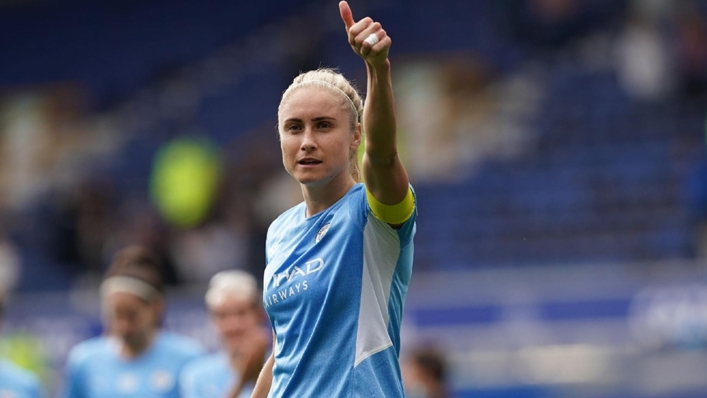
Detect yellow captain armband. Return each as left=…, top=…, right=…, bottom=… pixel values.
left=366, top=187, right=415, bottom=225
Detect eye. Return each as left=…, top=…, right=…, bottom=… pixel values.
left=285, top=124, right=302, bottom=133
left=317, top=121, right=332, bottom=129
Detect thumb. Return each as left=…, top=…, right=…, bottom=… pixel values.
left=339, top=1, right=355, bottom=30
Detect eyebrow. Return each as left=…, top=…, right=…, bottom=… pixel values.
left=283, top=116, right=337, bottom=123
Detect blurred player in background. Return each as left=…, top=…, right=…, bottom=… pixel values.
left=61, top=246, right=204, bottom=398
left=402, top=346, right=450, bottom=398
left=0, top=288, right=45, bottom=398
left=253, top=1, right=417, bottom=396
left=180, top=270, right=269, bottom=398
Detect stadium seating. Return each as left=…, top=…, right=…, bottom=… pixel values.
left=414, top=66, right=704, bottom=270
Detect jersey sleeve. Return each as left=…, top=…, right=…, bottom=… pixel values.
left=358, top=184, right=417, bottom=247
left=395, top=185, right=417, bottom=248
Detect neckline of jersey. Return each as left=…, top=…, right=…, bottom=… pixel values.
left=301, top=183, right=361, bottom=221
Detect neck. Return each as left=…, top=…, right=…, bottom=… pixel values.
left=228, top=350, right=245, bottom=370
left=120, top=329, right=156, bottom=359
left=301, top=175, right=356, bottom=217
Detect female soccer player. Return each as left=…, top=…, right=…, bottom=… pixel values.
left=402, top=346, right=450, bottom=398
left=252, top=1, right=417, bottom=396
left=180, top=270, right=269, bottom=398
left=62, top=246, right=204, bottom=398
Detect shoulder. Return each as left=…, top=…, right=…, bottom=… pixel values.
left=346, top=183, right=368, bottom=207
left=66, top=336, right=110, bottom=367
left=181, top=353, right=225, bottom=377
left=342, top=183, right=369, bottom=229
left=345, top=183, right=367, bottom=203
left=180, top=353, right=228, bottom=394
left=157, top=332, right=206, bottom=359
left=269, top=202, right=305, bottom=230
left=0, top=359, right=42, bottom=391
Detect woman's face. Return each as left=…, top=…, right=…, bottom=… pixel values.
left=278, top=86, right=360, bottom=188
left=209, top=294, right=261, bottom=355
left=105, top=292, right=159, bottom=351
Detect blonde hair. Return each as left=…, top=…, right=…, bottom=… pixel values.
left=278, top=68, right=364, bottom=182
left=205, top=270, right=259, bottom=308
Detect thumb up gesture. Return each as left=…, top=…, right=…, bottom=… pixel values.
left=339, top=1, right=391, bottom=68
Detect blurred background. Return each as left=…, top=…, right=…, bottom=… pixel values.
left=1, top=0, right=707, bottom=396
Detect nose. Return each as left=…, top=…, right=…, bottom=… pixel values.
left=219, top=314, right=247, bottom=338
left=300, top=127, right=317, bottom=151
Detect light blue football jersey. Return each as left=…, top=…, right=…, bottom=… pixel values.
left=62, top=332, right=204, bottom=398
left=0, top=358, right=44, bottom=398
left=179, top=352, right=253, bottom=398
left=263, top=183, right=416, bottom=397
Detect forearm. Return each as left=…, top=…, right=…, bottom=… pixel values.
left=251, top=352, right=274, bottom=398
left=364, top=59, right=397, bottom=163
left=362, top=60, right=409, bottom=204
left=339, top=1, right=410, bottom=209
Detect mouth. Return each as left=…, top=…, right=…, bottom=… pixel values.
left=298, top=158, right=322, bottom=166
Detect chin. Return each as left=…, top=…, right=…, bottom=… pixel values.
left=123, top=337, right=144, bottom=350
left=225, top=340, right=244, bottom=353
left=295, top=172, right=335, bottom=188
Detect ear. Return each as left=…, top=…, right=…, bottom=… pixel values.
left=151, top=297, right=165, bottom=322
left=351, top=123, right=362, bottom=150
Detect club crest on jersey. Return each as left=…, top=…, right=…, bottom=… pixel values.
left=117, top=373, right=139, bottom=393
left=316, top=223, right=330, bottom=243
left=150, top=370, right=174, bottom=392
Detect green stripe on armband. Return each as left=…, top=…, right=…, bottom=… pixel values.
left=366, top=187, right=415, bottom=225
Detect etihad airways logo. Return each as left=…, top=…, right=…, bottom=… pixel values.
left=272, top=258, right=324, bottom=288
left=265, top=258, right=325, bottom=308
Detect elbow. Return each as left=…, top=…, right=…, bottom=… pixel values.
left=364, top=148, right=399, bottom=167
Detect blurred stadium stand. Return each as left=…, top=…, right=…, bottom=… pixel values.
left=1, top=0, right=707, bottom=397
left=415, top=66, right=702, bottom=270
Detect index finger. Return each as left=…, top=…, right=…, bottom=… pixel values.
left=339, top=1, right=355, bottom=30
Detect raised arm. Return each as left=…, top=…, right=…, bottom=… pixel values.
left=339, top=1, right=413, bottom=225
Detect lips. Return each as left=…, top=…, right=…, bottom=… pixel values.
left=298, top=157, right=322, bottom=165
